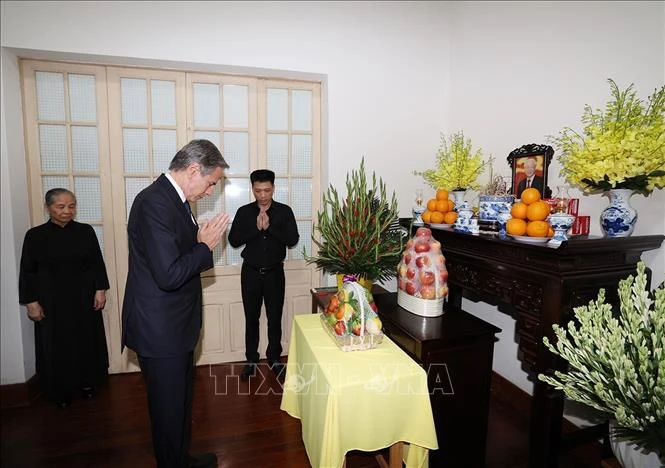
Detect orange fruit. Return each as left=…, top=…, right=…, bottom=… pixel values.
left=547, top=226, right=555, bottom=237
left=435, top=200, right=448, bottom=212
left=526, top=200, right=550, bottom=221
left=430, top=211, right=445, bottom=224
left=506, top=218, right=527, bottom=236
left=447, top=200, right=455, bottom=212
left=443, top=211, right=458, bottom=224
left=422, top=210, right=432, bottom=223
left=510, top=202, right=528, bottom=220
left=520, top=187, right=541, bottom=205
left=526, top=220, right=550, bottom=237
left=427, top=199, right=438, bottom=211
left=436, top=189, right=449, bottom=201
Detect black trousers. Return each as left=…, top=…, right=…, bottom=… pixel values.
left=241, top=263, right=285, bottom=364
left=138, top=351, right=194, bottom=468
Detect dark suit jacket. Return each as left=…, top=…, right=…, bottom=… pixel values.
left=517, top=175, right=545, bottom=199
left=122, top=174, right=214, bottom=358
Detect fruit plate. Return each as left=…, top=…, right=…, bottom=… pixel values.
left=319, top=313, right=384, bottom=352
left=428, top=223, right=453, bottom=230
left=508, top=235, right=552, bottom=244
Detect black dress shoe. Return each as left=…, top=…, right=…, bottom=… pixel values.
left=188, top=452, right=217, bottom=468
left=240, top=364, right=256, bottom=381
left=80, top=386, right=95, bottom=399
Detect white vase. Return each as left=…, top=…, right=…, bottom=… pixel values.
left=600, top=189, right=637, bottom=237
left=450, top=190, right=467, bottom=210
left=609, top=421, right=663, bottom=468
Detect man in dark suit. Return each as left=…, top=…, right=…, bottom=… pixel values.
left=122, top=139, right=229, bottom=468
left=517, top=157, right=545, bottom=199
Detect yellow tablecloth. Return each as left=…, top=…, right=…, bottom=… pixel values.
left=280, top=314, right=438, bottom=468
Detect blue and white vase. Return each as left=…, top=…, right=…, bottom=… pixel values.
left=600, top=189, right=637, bottom=237
left=450, top=190, right=467, bottom=211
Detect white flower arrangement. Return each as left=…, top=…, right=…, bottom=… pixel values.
left=538, top=261, right=664, bottom=458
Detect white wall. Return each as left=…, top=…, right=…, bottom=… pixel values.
left=1, top=47, right=33, bottom=384
left=1, top=0, right=663, bottom=422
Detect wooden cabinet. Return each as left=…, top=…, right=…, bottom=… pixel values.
left=373, top=293, right=500, bottom=468
left=419, top=225, right=664, bottom=467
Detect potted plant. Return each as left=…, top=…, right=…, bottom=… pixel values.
left=304, top=159, right=407, bottom=287
left=549, top=79, right=665, bottom=237
left=538, top=262, right=664, bottom=467
left=414, top=131, right=493, bottom=205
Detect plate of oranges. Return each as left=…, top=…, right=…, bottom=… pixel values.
left=507, top=234, right=550, bottom=244
left=505, top=188, right=554, bottom=240
left=422, top=189, right=459, bottom=226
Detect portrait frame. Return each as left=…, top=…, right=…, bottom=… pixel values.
left=506, top=144, right=554, bottom=200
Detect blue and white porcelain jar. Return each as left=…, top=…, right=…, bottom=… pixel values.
left=600, top=189, right=637, bottom=237
left=478, top=195, right=515, bottom=221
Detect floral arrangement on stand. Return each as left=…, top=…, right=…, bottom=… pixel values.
left=303, top=158, right=407, bottom=284
left=538, top=262, right=664, bottom=464
left=414, top=131, right=494, bottom=192
left=550, top=79, right=665, bottom=195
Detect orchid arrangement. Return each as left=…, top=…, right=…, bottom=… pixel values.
left=415, top=131, right=492, bottom=191
left=538, top=262, right=664, bottom=458
left=550, top=79, right=665, bottom=195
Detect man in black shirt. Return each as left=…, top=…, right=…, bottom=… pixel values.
left=228, top=169, right=299, bottom=381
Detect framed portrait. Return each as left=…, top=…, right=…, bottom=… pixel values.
left=506, top=144, right=554, bottom=200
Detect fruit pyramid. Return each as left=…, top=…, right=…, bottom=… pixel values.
left=507, top=188, right=554, bottom=237
left=422, top=189, right=458, bottom=225
left=397, top=227, right=449, bottom=299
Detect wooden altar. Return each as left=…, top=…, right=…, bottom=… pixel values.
left=414, top=223, right=663, bottom=467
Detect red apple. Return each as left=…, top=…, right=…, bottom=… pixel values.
left=403, top=253, right=412, bottom=265
left=414, top=241, right=431, bottom=253
left=406, top=239, right=414, bottom=249
left=415, top=255, right=431, bottom=268
left=405, top=282, right=417, bottom=295
left=439, top=269, right=449, bottom=283
left=419, top=270, right=435, bottom=285
left=438, top=285, right=449, bottom=297
left=431, top=240, right=441, bottom=250
left=406, top=268, right=416, bottom=279
left=435, top=254, right=445, bottom=266
left=420, top=285, right=436, bottom=299
left=415, top=227, right=432, bottom=238
left=398, top=278, right=405, bottom=290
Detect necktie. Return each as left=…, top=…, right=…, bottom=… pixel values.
left=184, top=201, right=195, bottom=224
left=527, top=178, right=532, bottom=188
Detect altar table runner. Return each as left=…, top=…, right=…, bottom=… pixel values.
left=280, top=314, right=438, bottom=468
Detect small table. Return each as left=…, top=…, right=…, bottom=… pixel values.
left=280, top=314, right=438, bottom=468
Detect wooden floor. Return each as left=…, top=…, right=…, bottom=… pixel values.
left=1, top=362, right=604, bottom=468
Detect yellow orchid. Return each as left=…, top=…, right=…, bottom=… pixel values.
left=550, top=79, right=665, bottom=195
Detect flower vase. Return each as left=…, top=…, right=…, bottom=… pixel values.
left=600, top=189, right=637, bottom=237
left=609, top=421, right=663, bottom=468
left=450, top=190, right=467, bottom=211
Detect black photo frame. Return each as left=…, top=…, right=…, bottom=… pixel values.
left=507, top=144, right=553, bottom=200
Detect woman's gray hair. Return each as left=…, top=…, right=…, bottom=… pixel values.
left=169, top=139, right=229, bottom=175
left=45, top=188, right=76, bottom=206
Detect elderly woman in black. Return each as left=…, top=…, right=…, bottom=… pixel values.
left=19, top=188, right=110, bottom=408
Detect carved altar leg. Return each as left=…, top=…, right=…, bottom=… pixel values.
left=529, top=378, right=565, bottom=468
